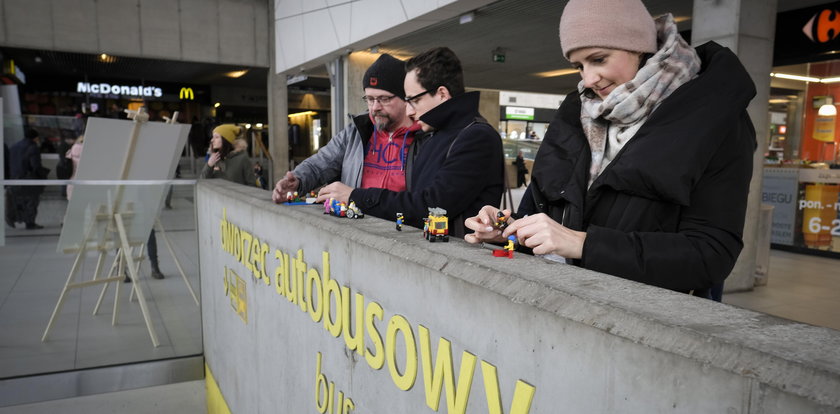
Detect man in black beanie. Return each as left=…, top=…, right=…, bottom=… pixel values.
left=272, top=54, right=420, bottom=202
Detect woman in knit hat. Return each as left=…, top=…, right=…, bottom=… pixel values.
left=465, top=0, right=756, bottom=301
left=200, top=124, right=256, bottom=186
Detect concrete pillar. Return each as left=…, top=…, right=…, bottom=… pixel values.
left=691, top=0, right=778, bottom=292
left=469, top=88, right=501, bottom=129
left=267, top=1, right=289, bottom=183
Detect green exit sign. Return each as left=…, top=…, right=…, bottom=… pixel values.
left=493, top=53, right=506, bottom=63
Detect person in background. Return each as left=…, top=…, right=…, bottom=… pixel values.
left=317, top=47, right=504, bottom=236
left=8, top=127, right=47, bottom=229
left=465, top=0, right=756, bottom=300
left=254, top=162, right=268, bottom=190
left=201, top=124, right=255, bottom=186
left=513, top=150, right=529, bottom=188
left=272, top=54, right=420, bottom=203
left=65, top=134, right=84, bottom=201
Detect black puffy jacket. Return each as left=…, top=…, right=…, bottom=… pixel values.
left=524, top=42, right=756, bottom=293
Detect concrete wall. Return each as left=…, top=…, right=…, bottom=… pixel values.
left=0, top=0, right=269, bottom=66
left=273, top=0, right=495, bottom=74
left=197, top=180, right=840, bottom=414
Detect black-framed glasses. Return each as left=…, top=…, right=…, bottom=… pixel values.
left=404, top=89, right=434, bottom=107
left=362, top=95, right=397, bottom=105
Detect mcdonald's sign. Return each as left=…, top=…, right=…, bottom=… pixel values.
left=179, top=87, right=195, bottom=100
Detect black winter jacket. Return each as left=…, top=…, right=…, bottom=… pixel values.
left=523, top=42, right=756, bottom=293
left=351, top=91, right=504, bottom=236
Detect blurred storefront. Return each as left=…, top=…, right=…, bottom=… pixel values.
left=763, top=2, right=840, bottom=257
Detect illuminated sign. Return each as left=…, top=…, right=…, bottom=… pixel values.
left=179, top=87, right=195, bottom=100
left=505, top=106, right=535, bottom=120
left=76, top=82, right=163, bottom=98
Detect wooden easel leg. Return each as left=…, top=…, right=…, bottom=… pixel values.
left=112, top=249, right=125, bottom=326
left=94, top=250, right=121, bottom=315
left=155, top=218, right=200, bottom=306
left=115, top=213, right=160, bottom=347
left=42, top=244, right=87, bottom=342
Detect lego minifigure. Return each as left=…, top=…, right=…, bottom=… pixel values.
left=494, top=210, right=511, bottom=230
left=396, top=213, right=404, bottom=231
left=492, top=235, right=517, bottom=258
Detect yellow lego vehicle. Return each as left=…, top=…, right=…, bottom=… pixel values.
left=423, top=207, right=449, bottom=242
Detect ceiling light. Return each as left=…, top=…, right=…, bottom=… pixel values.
left=770, top=72, right=820, bottom=82
left=534, top=68, right=579, bottom=78
left=821, top=77, right=840, bottom=83
left=459, top=12, right=475, bottom=24
left=255, top=123, right=264, bottom=129
left=98, top=53, right=116, bottom=63
left=214, top=102, right=221, bottom=108
left=225, top=69, right=249, bottom=78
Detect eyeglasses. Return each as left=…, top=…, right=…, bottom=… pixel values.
left=362, top=95, right=397, bottom=105
left=404, top=89, right=434, bottom=108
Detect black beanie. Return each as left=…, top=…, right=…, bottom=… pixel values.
left=363, top=54, right=406, bottom=99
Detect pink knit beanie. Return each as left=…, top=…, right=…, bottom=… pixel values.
left=559, top=0, right=657, bottom=59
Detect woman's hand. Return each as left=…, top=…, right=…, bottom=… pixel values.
left=207, top=152, right=221, bottom=168
left=503, top=213, right=586, bottom=259
left=464, top=206, right=512, bottom=244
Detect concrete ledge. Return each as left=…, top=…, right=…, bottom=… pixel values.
left=199, top=180, right=840, bottom=412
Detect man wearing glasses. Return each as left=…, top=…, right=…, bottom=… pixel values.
left=321, top=47, right=504, bottom=237
left=272, top=54, right=420, bottom=203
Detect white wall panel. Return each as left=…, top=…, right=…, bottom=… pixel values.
left=275, top=0, right=302, bottom=19
left=274, top=26, right=287, bottom=74
left=97, top=0, right=142, bottom=55
left=302, top=9, right=339, bottom=63
left=301, top=0, right=328, bottom=13
left=51, top=0, right=99, bottom=52
left=326, top=3, right=353, bottom=48
left=277, top=15, right=305, bottom=71
left=348, top=0, right=406, bottom=44
left=139, top=0, right=182, bottom=59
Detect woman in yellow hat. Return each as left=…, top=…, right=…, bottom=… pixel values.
left=201, top=124, right=256, bottom=186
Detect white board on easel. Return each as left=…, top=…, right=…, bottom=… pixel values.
left=57, top=117, right=190, bottom=253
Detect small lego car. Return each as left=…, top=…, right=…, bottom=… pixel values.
left=423, top=207, right=449, bottom=242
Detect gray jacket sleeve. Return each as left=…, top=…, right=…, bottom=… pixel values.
left=293, top=123, right=359, bottom=194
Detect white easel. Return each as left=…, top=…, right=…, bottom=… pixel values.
left=41, top=109, right=197, bottom=348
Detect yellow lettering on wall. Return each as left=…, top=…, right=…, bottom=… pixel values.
left=295, top=249, right=307, bottom=312
left=343, top=398, right=355, bottom=413
left=307, top=268, right=323, bottom=322
left=365, top=301, right=384, bottom=370
left=220, top=209, right=228, bottom=252
left=315, top=352, right=328, bottom=413
left=274, top=250, right=289, bottom=297
left=259, top=242, right=270, bottom=285
left=322, top=252, right=342, bottom=337
left=418, top=325, right=477, bottom=414
left=240, top=230, right=253, bottom=274
left=232, top=227, right=241, bottom=262
left=386, top=314, right=418, bottom=391
left=342, top=289, right=365, bottom=355
left=480, top=361, right=535, bottom=414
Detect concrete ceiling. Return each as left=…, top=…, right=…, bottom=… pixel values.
left=365, top=0, right=834, bottom=95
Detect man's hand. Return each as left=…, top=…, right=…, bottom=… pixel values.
left=316, top=182, right=353, bottom=204
left=272, top=171, right=300, bottom=203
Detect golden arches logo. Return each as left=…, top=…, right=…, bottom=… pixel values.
left=179, top=87, right=195, bottom=100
